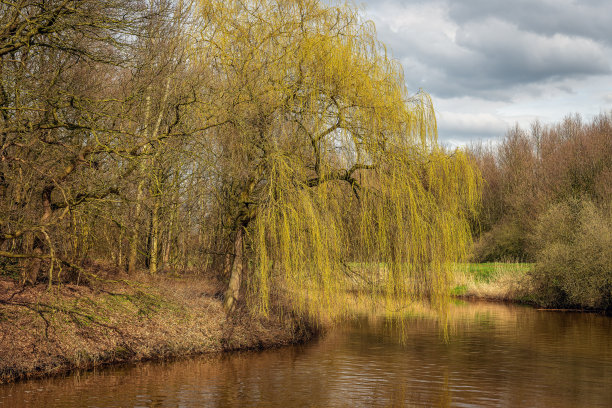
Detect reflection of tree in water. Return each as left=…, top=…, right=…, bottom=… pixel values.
left=2, top=302, right=611, bottom=407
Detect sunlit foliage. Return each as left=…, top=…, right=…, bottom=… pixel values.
left=193, top=0, right=481, bottom=317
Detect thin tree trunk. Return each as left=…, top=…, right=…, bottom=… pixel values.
left=149, top=199, right=159, bottom=274
left=162, top=220, right=171, bottom=269
left=128, top=92, right=151, bottom=274
left=181, top=206, right=192, bottom=271
left=117, top=224, right=124, bottom=268
left=128, top=80, right=170, bottom=274
left=162, top=188, right=178, bottom=269
left=223, top=227, right=244, bottom=313
left=128, top=178, right=145, bottom=274
left=23, top=184, right=53, bottom=284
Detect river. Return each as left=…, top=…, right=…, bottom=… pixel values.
left=1, top=300, right=611, bottom=407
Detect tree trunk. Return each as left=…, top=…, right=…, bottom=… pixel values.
left=223, top=227, right=244, bottom=313
left=162, top=225, right=171, bottom=269
left=22, top=240, right=42, bottom=285
left=117, top=224, right=124, bottom=268
left=127, top=180, right=144, bottom=274
left=149, top=200, right=159, bottom=274
left=128, top=91, right=151, bottom=274
left=128, top=80, right=169, bottom=274
left=222, top=251, right=232, bottom=277
left=162, top=195, right=177, bottom=269
left=22, top=185, right=53, bottom=284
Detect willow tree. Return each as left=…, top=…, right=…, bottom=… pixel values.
left=194, top=0, right=480, bottom=316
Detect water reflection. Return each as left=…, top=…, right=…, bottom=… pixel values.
left=1, top=301, right=611, bottom=407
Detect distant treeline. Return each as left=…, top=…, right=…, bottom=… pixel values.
left=469, top=113, right=612, bottom=310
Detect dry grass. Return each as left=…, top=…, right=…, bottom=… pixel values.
left=450, top=262, right=533, bottom=302
left=0, top=271, right=317, bottom=384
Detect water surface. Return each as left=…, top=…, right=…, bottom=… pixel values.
left=1, top=301, right=611, bottom=407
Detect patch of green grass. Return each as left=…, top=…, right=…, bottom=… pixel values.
left=103, top=288, right=185, bottom=319
left=451, top=284, right=468, bottom=296
left=469, top=264, right=497, bottom=283
left=462, top=262, right=533, bottom=283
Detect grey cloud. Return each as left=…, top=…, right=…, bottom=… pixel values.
left=359, top=0, right=612, bottom=142
left=364, top=0, right=611, bottom=99
left=447, top=0, right=612, bottom=46
left=364, top=0, right=612, bottom=45
left=454, top=18, right=610, bottom=82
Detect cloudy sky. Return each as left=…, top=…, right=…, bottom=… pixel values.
left=358, top=0, right=612, bottom=145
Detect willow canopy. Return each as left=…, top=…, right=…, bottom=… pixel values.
left=193, top=0, right=481, bottom=317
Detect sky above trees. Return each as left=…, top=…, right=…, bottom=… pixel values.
left=359, top=0, right=612, bottom=145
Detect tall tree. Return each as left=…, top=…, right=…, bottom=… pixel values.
left=193, top=0, right=480, bottom=315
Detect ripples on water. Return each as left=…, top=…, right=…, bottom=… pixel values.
left=1, top=301, right=611, bottom=407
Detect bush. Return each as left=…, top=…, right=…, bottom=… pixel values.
left=471, top=220, right=529, bottom=262
left=530, top=198, right=612, bottom=310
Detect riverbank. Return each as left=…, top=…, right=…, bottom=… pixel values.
left=3, top=299, right=611, bottom=407
left=451, top=263, right=611, bottom=314
left=451, top=262, right=535, bottom=303
left=0, top=270, right=318, bottom=385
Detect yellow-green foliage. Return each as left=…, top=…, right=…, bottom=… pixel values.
left=194, top=0, right=481, bottom=319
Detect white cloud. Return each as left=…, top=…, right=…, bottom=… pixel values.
left=434, top=111, right=510, bottom=146
left=438, top=111, right=508, bottom=135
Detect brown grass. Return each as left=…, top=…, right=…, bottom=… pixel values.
left=0, top=271, right=318, bottom=384
left=451, top=262, right=533, bottom=302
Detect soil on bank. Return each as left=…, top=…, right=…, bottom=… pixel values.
left=0, top=270, right=317, bottom=385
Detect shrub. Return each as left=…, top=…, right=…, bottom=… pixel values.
left=530, top=198, right=612, bottom=310
left=471, top=220, right=529, bottom=262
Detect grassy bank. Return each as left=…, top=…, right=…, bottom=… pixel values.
left=0, top=270, right=317, bottom=385
left=450, top=262, right=534, bottom=303
left=451, top=262, right=611, bottom=313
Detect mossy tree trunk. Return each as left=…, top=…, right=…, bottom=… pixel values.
left=223, top=226, right=245, bottom=313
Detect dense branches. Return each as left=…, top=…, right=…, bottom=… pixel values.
left=0, top=0, right=195, bottom=282
left=469, top=113, right=612, bottom=310
left=470, top=113, right=612, bottom=262
left=1, top=0, right=481, bottom=319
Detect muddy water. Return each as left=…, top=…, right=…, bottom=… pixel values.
left=1, top=301, right=611, bottom=407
